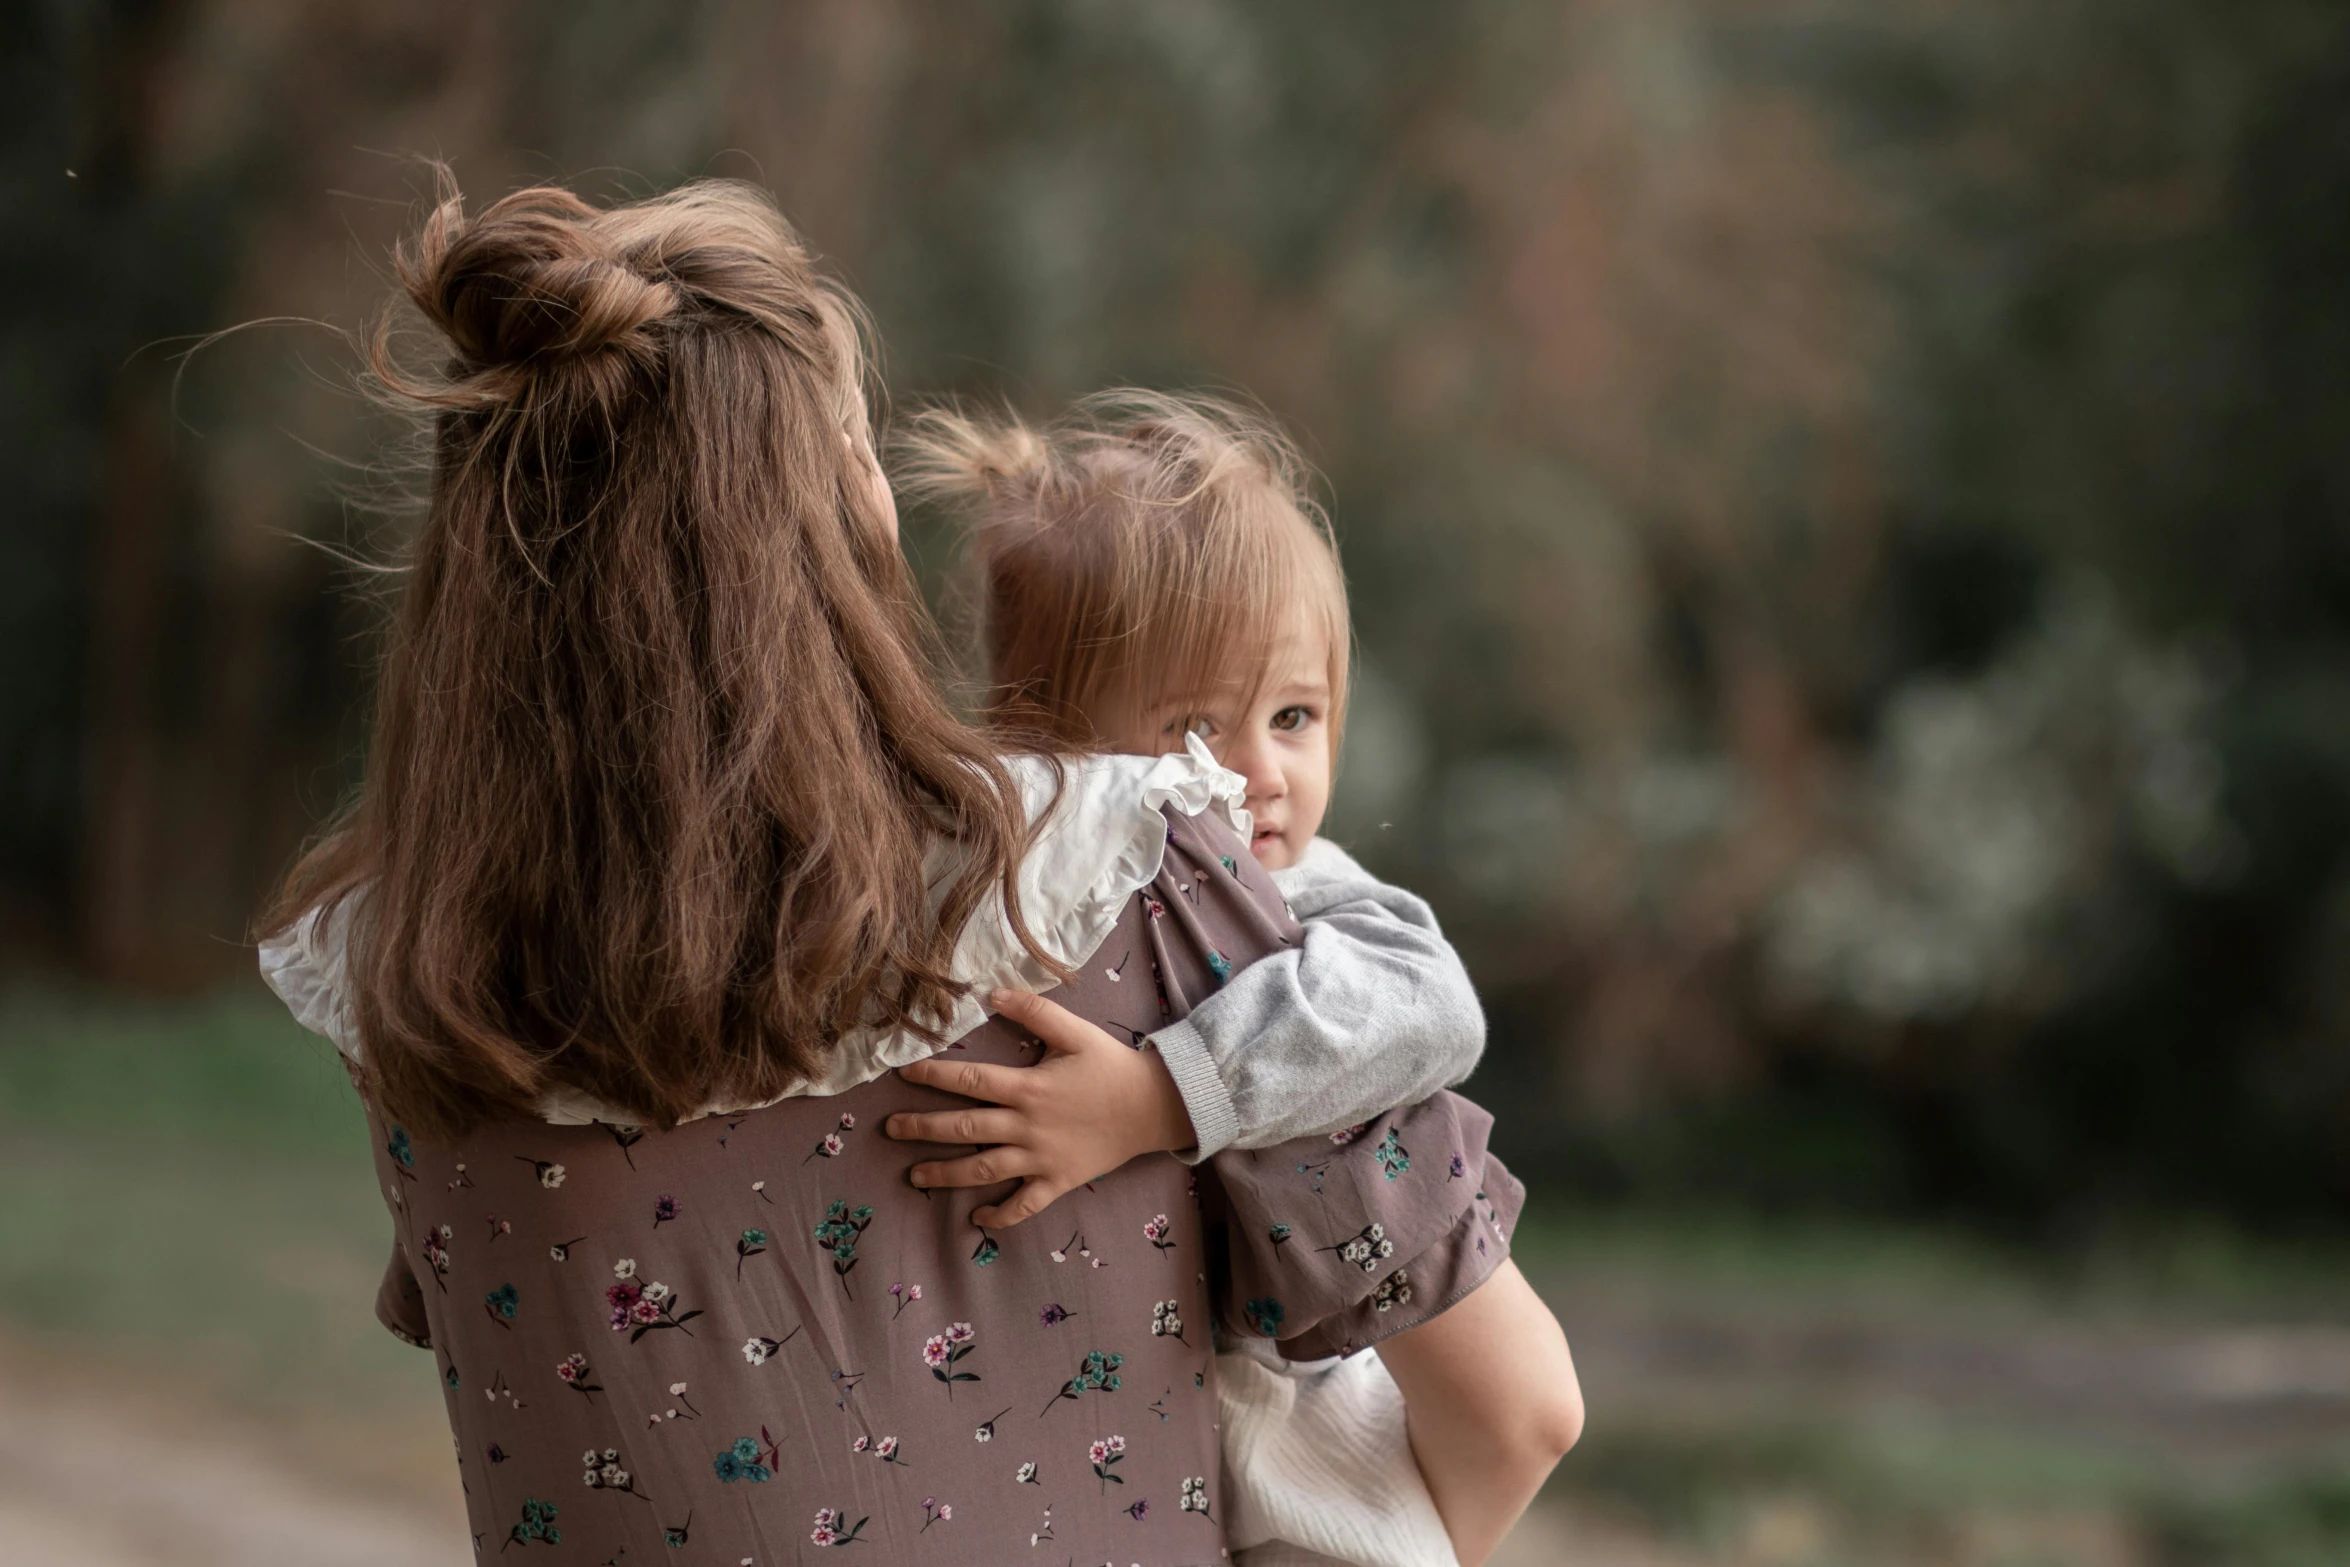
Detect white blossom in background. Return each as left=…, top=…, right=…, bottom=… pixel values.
left=1765, top=578, right=2241, bottom=1022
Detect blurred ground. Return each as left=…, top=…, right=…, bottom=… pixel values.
left=5, top=986, right=2349, bottom=1567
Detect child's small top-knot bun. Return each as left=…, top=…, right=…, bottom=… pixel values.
left=893, top=400, right=1054, bottom=504
left=897, top=389, right=1351, bottom=757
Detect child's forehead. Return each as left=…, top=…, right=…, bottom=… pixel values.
left=1149, top=616, right=1332, bottom=710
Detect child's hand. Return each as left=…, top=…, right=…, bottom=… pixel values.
left=885, top=988, right=1196, bottom=1229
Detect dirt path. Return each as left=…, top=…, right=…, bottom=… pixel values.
left=0, top=1348, right=467, bottom=1567
left=9, top=1278, right=2350, bottom=1567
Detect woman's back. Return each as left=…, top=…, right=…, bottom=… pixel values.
left=343, top=815, right=1270, bottom=1562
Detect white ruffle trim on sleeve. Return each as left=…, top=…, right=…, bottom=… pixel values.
left=255, top=734, right=1250, bottom=1125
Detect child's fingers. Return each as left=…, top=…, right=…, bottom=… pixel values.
left=907, top=1145, right=1037, bottom=1190
left=884, top=1107, right=1029, bottom=1147
left=972, top=1176, right=1070, bottom=1230
left=896, top=1054, right=1034, bottom=1105
left=987, top=987, right=1116, bottom=1057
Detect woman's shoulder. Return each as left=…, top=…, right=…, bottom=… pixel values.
left=256, top=895, right=363, bottom=1062
left=255, top=738, right=1260, bottom=1121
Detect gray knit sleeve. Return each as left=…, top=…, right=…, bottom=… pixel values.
left=1152, top=838, right=1486, bottom=1160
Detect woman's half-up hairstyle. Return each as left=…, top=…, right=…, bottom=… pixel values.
left=267, top=169, right=1047, bottom=1137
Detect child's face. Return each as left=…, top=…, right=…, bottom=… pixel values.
left=1113, top=617, right=1333, bottom=871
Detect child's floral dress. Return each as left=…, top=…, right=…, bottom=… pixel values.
left=267, top=804, right=1520, bottom=1565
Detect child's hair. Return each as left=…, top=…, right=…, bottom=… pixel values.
left=265, top=170, right=1050, bottom=1139
left=896, top=389, right=1351, bottom=756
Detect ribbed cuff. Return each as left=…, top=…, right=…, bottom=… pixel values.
left=1151, top=1018, right=1240, bottom=1164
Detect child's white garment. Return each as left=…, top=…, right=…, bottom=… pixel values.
left=1219, top=1341, right=1461, bottom=1567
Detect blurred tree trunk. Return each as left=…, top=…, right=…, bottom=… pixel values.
left=78, top=0, right=196, bottom=983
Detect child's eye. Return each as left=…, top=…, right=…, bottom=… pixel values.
left=1270, top=706, right=1313, bottom=733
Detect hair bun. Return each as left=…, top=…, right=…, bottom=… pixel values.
left=400, top=182, right=679, bottom=372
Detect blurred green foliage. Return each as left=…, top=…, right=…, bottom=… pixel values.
left=4, top=0, right=2347, bottom=1234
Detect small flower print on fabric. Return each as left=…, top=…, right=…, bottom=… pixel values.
left=1016, top=1461, right=1039, bottom=1485
left=1042, top=1350, right=1124, bottom=1416
left=581, top=1446, right=650, bottom=1501
left=594, top=1119, right=643, bottom=1167
left=1450, top=1152, right=1468, bottom=1180
left=607, top=1274, right=701, bottom=1340
left=386, top=1126, right=416, bottom=1178
left=485, top=1368, right=526, bottom=1411
left=713, top=1431, right=783, bottom=1484
left=741, top=1324, right=800, bottom=1365
left=661, top=1511, right=692, bottom=1548
left=505, top=1497, right=560, bottom=1547
left=483, top=1282, right=519, bottom=1328
left=420, top=1225, right=452, bottom=1290
left=735, top=1227, right=767, bottom=1279
left=1127, top=1499, right=1150, bottom=1521
left=646, top=1381, right=701, bottom=1426
left=1038, top=1302, right=1072, bottom=1326
left=975, top=1407, right=1010, bottom=1442
left=809, top=1506, right=869, bottom=1547
left=1142, top=1214, right=1174, bottom=1254
left=1328, top=1123, right=1366, bottom=1146
left=829, top=1368, right=866, bottom=1410
left=851, top=1432, right=908, bottom=1468
left=1088, top=1434, right=1127, bottom=1490
left=548, top=1234, right=585, bottom=1262
left=1244, top=1296, right=1285, bottom=1337
left=922, top=1321, right=980, bottom=1395
left=1050, top=1231, right=1091, bottom=1263
left=1372, top=1268, right=1414, bottom=1312
left=1206, top=949, right=1232, bottom=984
left=971, top=1233, right=1000, bottom=1267
left=920, top=1496, right=952, bottom=1532
left=1149, top=1299, right=1187, bottom=1344
left=651, top=1194, right=679, bottom=1228
left=1268, top=1222, right=1293, bottom=1252
left=1029, top=1501, right=1054, bottom=1544
left=889, top=1281, right=923, bottom=1320
left=752, top=1178, right=771, bottom=1205
left=1374, top=1127, right=1411, bottom=1180
left=1326, top=1222, right=1397, bottom=1274
left=515, top=1156, right=565, bottom=1188
left=446, top=1161, right=474, bottom=1191
left=555, top=1352, right=602, bottom=1399
left=812, top=1200, right=873, bottom=1295
left=485, top=1214, right=512, bottom=1243
left=804, top=1113, right=856, bottom=1165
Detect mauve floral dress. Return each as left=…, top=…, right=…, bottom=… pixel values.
left=329, top=806, right=1520, bottom=1565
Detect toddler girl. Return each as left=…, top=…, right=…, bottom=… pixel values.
left=883, top=390, right=1579, bottom=1567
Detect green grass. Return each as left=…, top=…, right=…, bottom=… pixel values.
left=0, top=981, right=429, bottom=1414
left=1511, top=1202, right=2350, bottom=1324
left=1546, top=1418, right=2350, bottom=1567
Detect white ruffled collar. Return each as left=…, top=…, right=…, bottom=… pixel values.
left=257, top=736, right=1248, bottom=1125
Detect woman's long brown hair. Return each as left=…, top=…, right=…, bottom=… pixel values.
left=265, top=171, right=1047, bottom=1138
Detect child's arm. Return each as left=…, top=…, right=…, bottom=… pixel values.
left=885, top=839, right=1482, bottom=1225
left=1153, top=836, right=1485, bottom=1159
left=1376, top=1259, right=1584, bottom=1566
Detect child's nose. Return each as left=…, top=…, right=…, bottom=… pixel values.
left=1227, top=738, right=1284, bottom=800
